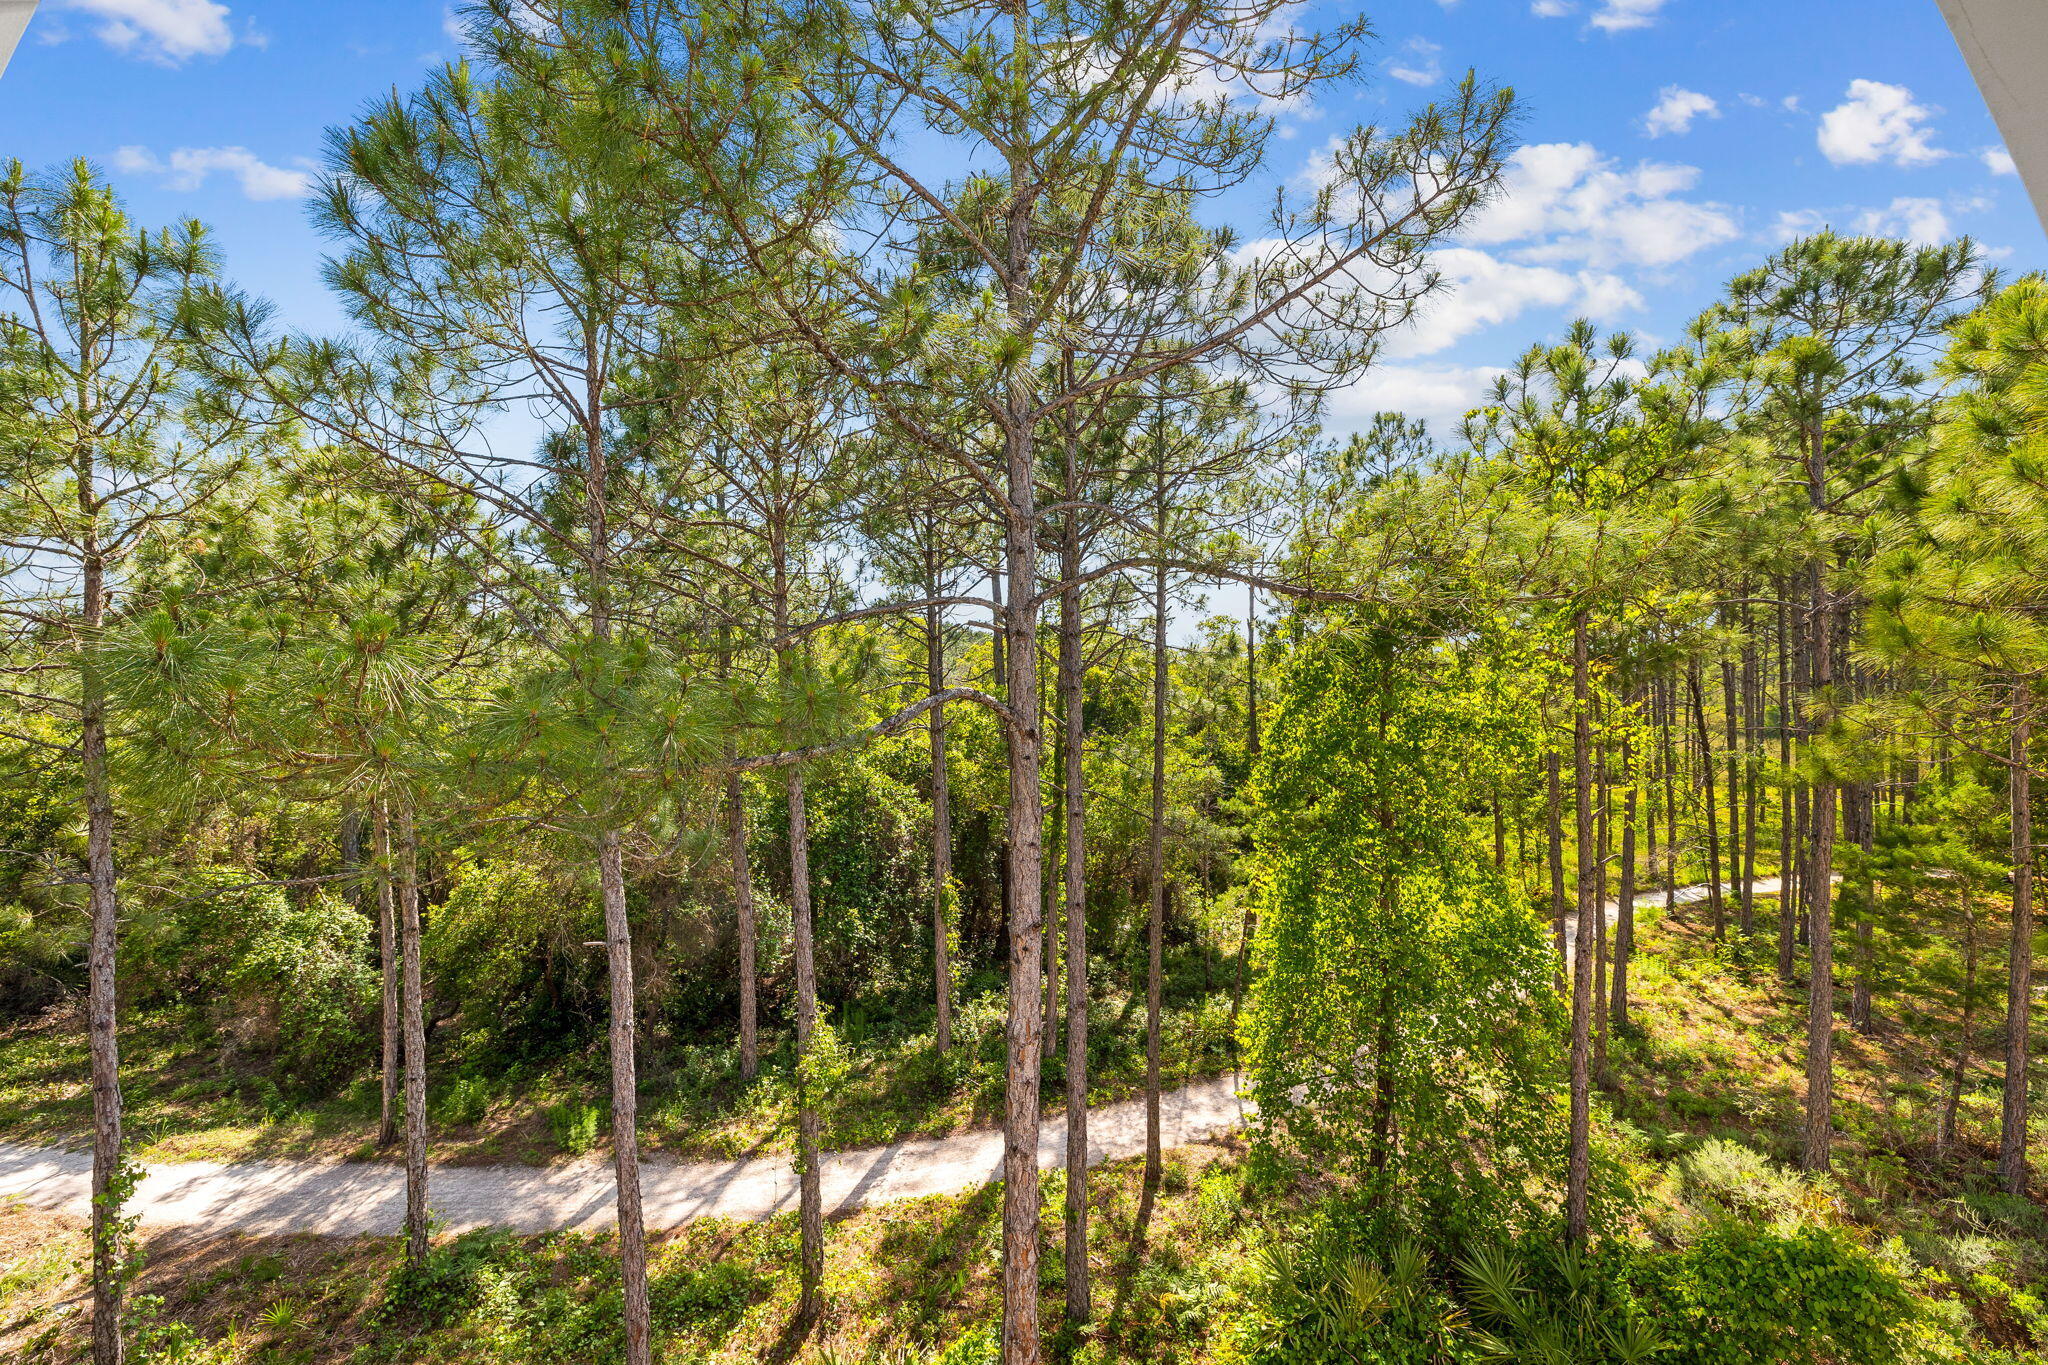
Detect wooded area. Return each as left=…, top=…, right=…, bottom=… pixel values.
left=3, top=2, right=2047, bottom=1363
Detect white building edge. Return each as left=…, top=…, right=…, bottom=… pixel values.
left=1938, top=0, right=2048, bottom=229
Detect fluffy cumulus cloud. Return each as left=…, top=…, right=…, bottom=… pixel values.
left=1643, top=87, right=1718, bottom=138
left=1386, top=37, right=1443, bottom=88
left=1530, top=0, right=1574, bottom=14
left=1774, top=195, right=1971, bottom=247
left=1855, top=196, right=1952, bottom=246
left=1322, top=362, right=1508, bottom=431
left=1465, top=142, right=1741, bottom=270
left=114, top=145, right=312, bottom=201
left=1389, top=247, right=1642, bottom=358
left=1817, top=80, right=1947, bottom=168
left=61, top=0, right=232, bottom=64
left=1983, top=146, right=2018, bottom=176
left=1589, top=0, right=1669, bottom=31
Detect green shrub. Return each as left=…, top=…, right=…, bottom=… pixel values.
left=434, top=1075, right=491, bottom=1128
left=135, top=874, right=376, bottom=1093
left=548, top=1099, right=603, bottom=1155
left=1644, top=1221, right=1919, bottom=1365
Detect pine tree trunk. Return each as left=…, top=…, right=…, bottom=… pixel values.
left=1143, top=541, right=1167, bottom=1191
left=1778, top=594, right=1798, bottom=981
left=1723, top=656, right=1748, bottom=934
left=996, top=417, right=1047, bottom=1365
left=1613, top=730, right=1638, bottom=1035
left=928, top=594, right=955, bottom=1056
left=1851, top=787, right=1876, bottom=1034
left=1228, top=606, right=1259, bottom=1048
left=726, top=773, right=759, bottom=1079
left=374, top=804, right=400, bottom=1145
left=80, top=543, right=126, bottom=1365
left=1057, top=527, right=1090, bottom=1324
left=393, top=806, right=430, bottom=1269
left=1939, top=885, right=1978, bottom=1154
left=597, top=832, right=651, bottom=1360
left=787, top=767, right=825, bottom=1319
left=1594, top=712, right=1611, bottom=1074
left=1042, top=661, right=1061, bottom=1065
left=2001, top=680, right=2034, bottom=1195
left=1689, top=664, right=1725, bottom=936
left=1566, top=612, right=1597, bottom=1245
left=1547, top=750, right=1568, bottom=964
left=1660, top=673, right=1678, bottom=911
left=1801, top=560, right=1838, bottom=1174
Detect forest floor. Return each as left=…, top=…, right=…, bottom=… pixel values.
left=4, top=881, right=2047, bottom=1362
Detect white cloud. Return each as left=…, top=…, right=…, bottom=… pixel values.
left=1466, top=142, right=1740, bottom=270
left=1386, top=37, right=1443, bottom=88
left=1389, top=248, right=1641, bottom=358
left=1817, top=80, right=1947, bottom=168
left=61, top=0, right=232, bottom=64
left=1590, top=0, right=1668, bottom=32
left=1771, top=208, right=1828, bottom=242
left=1324, top=362, right=1508, bottom=431
left=1856, top=196, right=1951, bottom=246
left=1774, top=197, right=1963, bottom=247
left=1531, top=0, right=1574, bottom=13
left=1643, top=86, right=1718, bottom=138
left=1983, top=146, right=2018, bottom=176
left=114, top=145, right=313, bottom=201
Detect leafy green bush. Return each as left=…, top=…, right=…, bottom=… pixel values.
left=426, top=859, right=600, bottom=1051
left=134, top=872, right=376, bottom=1092
left=1644, top=1221, right=1919, bottom=1365
left=548, top=1099, right=603, bottom=1155
left=434, top=1074, right=491, bottom=1128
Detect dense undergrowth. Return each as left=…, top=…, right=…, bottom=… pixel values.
left=4, top=892, right=2045, bottom=1364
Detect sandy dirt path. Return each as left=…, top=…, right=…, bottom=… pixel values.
left=0, top=1075, right=1250, bottom=1235
left=0, top=875, right=1773, bottom=1237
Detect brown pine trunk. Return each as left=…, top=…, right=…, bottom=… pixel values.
left=1057, top=498, right=1091, bottom=1324
left=597, top=833, right=651, bottom=1359
left=1042, top=659, right=1061, bottom=1066
left=1802, top=559, right=1838, bottom=1174
left=1613, top=729, right=1638, bottom=1035
left=1778, top=592, right=1798, bottom=980
left=1143, top=536, right=1167, bottom=1191
left=768, top=524, right=825, bottom=1324
left=1228, top=606, right=1259, bottom=1048
left=1723, top=656, right=1748, bottom=934
left=393, top=806, right=430, bottom=1269
left=1645, top=691, right=1660, bottom=912
left=1741, top=612, right=1761, bottom=930
left=1547, top=750, right=1568, bottom=965
left=725, top=773, right=759, bottom=1079
left=80, top=543, right=126, bottom=1365
left=929, top=590, right=954, bottom=1056
left=1689, top=664, right=1725, bottom=937
left=375, top=804, right=400, bottom=1145
left=1660, top=673, right=1678, bottom=911
left=2001, top=681, right=2034, bottom=1194
left=787, top=767, right=825, bottom=1319
left=1938, top=884, right=1978, bottom=1154
left=1566, top=612, right=1596, bottom=1245
left=1851, top=787, right=1876, bottom=1034
left=996, top=391, right=1048, bottom=1365
left=1594, top=713, right=1611, bottom=1074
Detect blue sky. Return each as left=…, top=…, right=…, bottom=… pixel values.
left=1, top=0, right=2039, bottom=435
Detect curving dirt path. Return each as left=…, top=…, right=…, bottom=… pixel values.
left=0, top=875, right=1775, bottom=1238
left=0, top=1076, right=1251, bottom=1236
